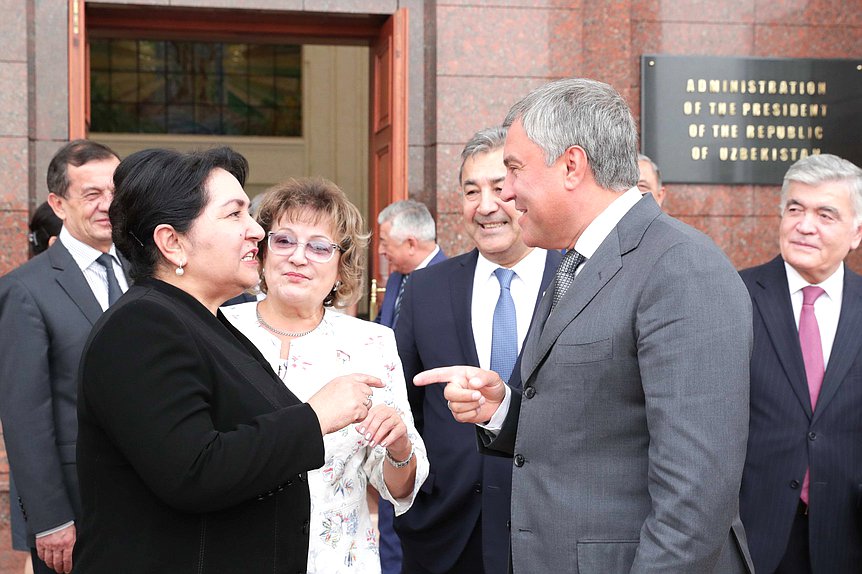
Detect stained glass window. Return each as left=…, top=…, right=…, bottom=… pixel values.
left=90, top=39, right=302, bottom=136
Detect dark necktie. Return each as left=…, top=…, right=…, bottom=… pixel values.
left=96, top=253, right=123, bottom=306
left=799, top=285, right=825, bottom=506
left=551, top=249, right=585, bottom=312
left=392, top=274, right=409, bottom=328
left=490, top=268, right=518, bottom=383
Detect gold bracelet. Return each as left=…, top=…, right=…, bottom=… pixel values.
left=385, top=443, right=414, bottom=468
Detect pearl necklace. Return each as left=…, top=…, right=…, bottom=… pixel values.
left=256, top=304, right=321, bottom=338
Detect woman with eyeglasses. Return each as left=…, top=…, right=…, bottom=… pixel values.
left=221, top=178, right=427, bottom=574
left=75, top=149, right=385, bottom=573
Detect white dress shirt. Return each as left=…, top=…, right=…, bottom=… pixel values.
left=59, top=227, right=128, bottom=311
left=471, top=248, right=549, bottom=370
left=485, top=187, right=644, bottom=432
left=415, top=245, right=441, bottom=272
left=785, top=261, right=843, bottom=367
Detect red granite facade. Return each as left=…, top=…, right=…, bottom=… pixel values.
left=0, top=1, right=859, bottom=571
left=433, top=0, right=862, bottom=270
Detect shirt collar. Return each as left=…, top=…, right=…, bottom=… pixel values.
left=414, top=245, right=440, bottom=272
left=785, top=260, right=844, bottom=300
left=475, top=247, right=545, bottom=282
left=574, top=187, right=643, bottom=259
left=59, top=226, right=119, bottom=272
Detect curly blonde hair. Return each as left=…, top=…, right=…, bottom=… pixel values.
left=255, top=178, right=369, bottom=308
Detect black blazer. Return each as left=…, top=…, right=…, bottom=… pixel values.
left=74, top=278, right=326, bottom=574
left=393, top=248, right=560, bottom=573
left=740, top=256, right=862, bottom=573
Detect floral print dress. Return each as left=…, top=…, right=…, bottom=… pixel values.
left=221, top=303, right=428, bottom=574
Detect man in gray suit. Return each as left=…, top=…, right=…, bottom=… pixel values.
left=415, top=79, right=754, bottom=573
left=0, top=140, right=123, bottom=574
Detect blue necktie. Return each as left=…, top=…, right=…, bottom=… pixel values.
left=490, top=268, right=518, bottom=383
left=96, top=253, right=123, bottom=306
left=392, top=274, right=409, bottom=328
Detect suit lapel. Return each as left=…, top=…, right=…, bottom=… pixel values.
left=521, top=195, right=662, bottom=385
left=118, top=252, right=133, bottom=285
left=531, top=233, right=623, bottom=373
left=813, top=268, right=862, bottom=423
left=751, top=257, right=812, bottom=417
left=450, top=250, right=480, bottom=367
left=50, top=241, right=103, bottom=325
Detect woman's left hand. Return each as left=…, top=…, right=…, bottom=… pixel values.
left=356, top=405, right=410, bottom=459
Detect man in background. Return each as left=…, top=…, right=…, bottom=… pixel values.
left=740, top=154, right=862, bottom=573
left=394, top=126, right=560, bottom=573
left=0, top=140, right=125, bottom=574
left=637, top=153, right=667, bottom=207
left=374, top=198, right=445, bottom=573
left=375, top=199, right=446, bottom=329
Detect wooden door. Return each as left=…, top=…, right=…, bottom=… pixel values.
left=368, top=9, right=408, bottom=315
left=68, top=4, right=410, bottom=316
left=69, top=0, right=88, bottom=139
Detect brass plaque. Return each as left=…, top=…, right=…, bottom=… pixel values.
left=641, top=55, right=862, bottom=184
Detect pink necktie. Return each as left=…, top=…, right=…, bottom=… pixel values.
left=799, top=285, right=825, bottom=506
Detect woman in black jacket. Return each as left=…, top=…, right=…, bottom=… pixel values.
left=74, top=147, right=382, bottom=573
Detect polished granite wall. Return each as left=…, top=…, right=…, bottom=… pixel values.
left=0, top=1, right=859, bottom=571
left=430, top=0, right=862, bottom=271
left=1, top=1, right=860, bottom=274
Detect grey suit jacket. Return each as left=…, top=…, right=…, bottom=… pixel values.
left=0, top=240, right=125, bottom=544
left=482, top=195, right=755, bottom=573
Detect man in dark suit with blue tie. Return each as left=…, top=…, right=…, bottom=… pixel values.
left=393, top=126, right=560, bottom=573
left=374, top=198, right=445, bottom=573
left=0, top=140, right=124, bottom=574
left=740, top=154, right=862, bottom=574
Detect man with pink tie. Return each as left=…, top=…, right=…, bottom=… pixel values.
left=739, top=153, right=862, bottom=574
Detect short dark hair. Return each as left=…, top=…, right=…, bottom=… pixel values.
left=28, top=201, right=62, bottom=257
left=459, top=126, right=507, bottom=185
left=46, top=139, right=119, bottom=198
left=110, top=146, right=249, bottom=280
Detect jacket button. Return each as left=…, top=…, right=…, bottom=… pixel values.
left=298, top=473, right=307, bottom=483
left=808, top=431, right=817, bottom=441
left=514, top=454, right=525, bottom=467
left=524, top=386, right=536, bottom=399
left=302, top=520, right=309, bottom=535
left=506, top=520, right=511, bottom=530
left=473, top=483, right=482, bottom=494
left=790, top=480, right=800, bottom=489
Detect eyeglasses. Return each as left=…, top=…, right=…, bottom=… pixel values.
left=267, top=232, right=342, bottom=263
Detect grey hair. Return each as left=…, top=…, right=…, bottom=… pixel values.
left=459, top=126, right=507, bottom=184
left=781, top=154, right=862, bottom=225
left=637, top=153, right=663, bottom=188
left=377, top=199, right=436, bottom=242
left=503, top=78, right=639, bottom=191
